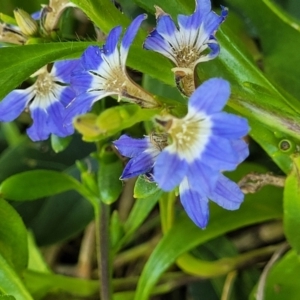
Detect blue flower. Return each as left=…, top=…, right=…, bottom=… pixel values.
left=113, top=78, right=249, bottom=228
left=66, top=14, right=158, bottom=124
left=0, top=59, right=78, bottom=141
left=144, top=0, right=227, bottom=96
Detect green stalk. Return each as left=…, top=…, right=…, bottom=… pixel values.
left=95, top=202, right=112, bottom=300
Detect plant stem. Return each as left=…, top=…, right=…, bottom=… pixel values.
left=96, top=201, right=112, bottom=300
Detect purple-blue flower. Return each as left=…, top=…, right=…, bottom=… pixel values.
left=144, top=0, right=227, bottom=95
left=114, top=78, right=250, bottom=228
left=65, top=14, right=158, bottom=124
left=0, top=59, right=78, bottom=141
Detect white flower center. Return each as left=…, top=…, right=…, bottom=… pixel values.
left=34, top=71, right=54, bottom=97
left=167, top=110, right=212, bottom=162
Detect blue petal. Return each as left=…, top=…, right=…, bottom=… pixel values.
left=120, top=14, right=147, bottom=63
left=196, top=0, right=211, bottom=15
left=177, top=0, right=208, bottom=31
left=154, top=148, right=188, bottom=191
left=143, top=30, right=175, bottom=61
left=201, top=136, right=243, bottom=171
left=64, top=92, right=100, bottom=125
left=113, top=135, right=150, bottom=158
left=52, top=59, right=80, bottom=83
left=81, top=46, right=103, bottom=71
left=58, top=86, right=76, bottom=108
left=180, top=179, right=209, bottom=228
left=211, top=112, right=249, bottom=139
left=178, top=12, right=201, bottom=31
left=31, top=10, right=41, bottom=20
left=47, top=101, right=73, bottom=137
left=103, top=26, right=122, bottom=55
left=206, top=38, right=220, bottom=60
left=122, top=14, right=147, bottom=50
left=27, top=108, right=50, bottom=141
left=189, top=78, right=230, bottom=114
left=210, top=174, right=244, bottom=210
left=186, top=159, right=219, bottom=194
left=0, top=88, right=33, bottom=121
left=121, top=151, right=155, bottom=179
left=70, top=71, right=94, bottom=95
left=231, top=139, right=249, bottom=164
left=156, top=14, right=177, bottom=37
left=203, top=7, right=228, bottom=36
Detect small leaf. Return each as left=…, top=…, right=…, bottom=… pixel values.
left=98, top=151, right=123, bottom=205
left=134, top=176, right=160, bottom=199
left=50, top=135, right=72, bottom=153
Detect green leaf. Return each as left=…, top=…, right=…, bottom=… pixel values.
left=114, top=190, right=163, bottom=252
left=0, top=296, right=16, bottom=300
left=134, top=165, right=283, bottom=300
left=0, top=42, right=95, bottom=101
left=50, top=135, right=72, bottom=153
left=0, top=170, right=83, bottom=201
left=0, top=198, right=28, bottom=272
left=13, top=162, right=97, bottom=246
left=0, top=254, right=33, bottom=300
left=227, top=0, right=300, bottom=100
left=27, top=232, right=50, bottom=273
left=134, top=176, right=160, bottom=199
left=23, top=270, right=98, bottom=299
left=283, top=155, right=300, bottom=251
left=264, top=250, right=300, bottom=300
left=98, top=152, right=123, bottom=205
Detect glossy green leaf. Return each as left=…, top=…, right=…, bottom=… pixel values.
left=134, top=176, right=160, bottom=199
left=0, top=198, right=28, bottom=272
left=283, top=155, right=300, bottom=251
left=0, top=254, right=33, bottom=300
left=0, top=42, right=95, bottom=101
left=264, top=250, right=300, bottom=300
left=134, top=167, right=283, bottom=300
left=0, top=170, right=83, bottom=201
left=227, top=0, right=300, bottom=100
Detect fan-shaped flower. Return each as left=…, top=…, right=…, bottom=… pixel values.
left=114, top=78, right=249, bottom=228
left=66, top=14, right=158, bottom=124
left=144, top=0, right=227, bottom=96
left=0, top=59, right=78, bottom=141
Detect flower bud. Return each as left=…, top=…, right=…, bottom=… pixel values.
left=13, top=8, right=38, bottom=36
